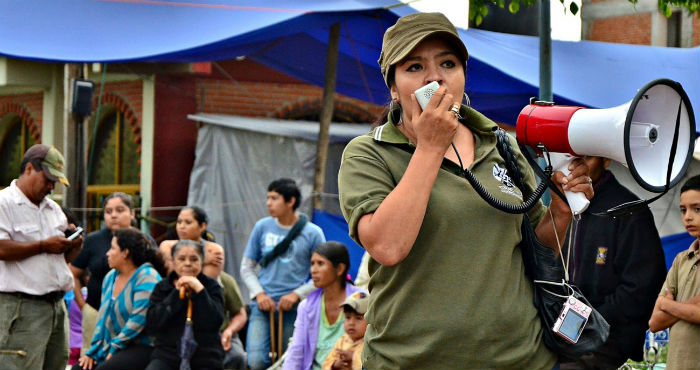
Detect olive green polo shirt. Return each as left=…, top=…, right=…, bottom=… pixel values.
left=338, top=107, right=554, bottom=369
left=662, top=240, right=699, bottom=370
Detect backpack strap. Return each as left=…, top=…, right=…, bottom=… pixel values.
left=259, top=214, right=308, bottom=267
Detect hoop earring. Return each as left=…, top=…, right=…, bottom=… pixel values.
left=389, top=99, right=403, bottom=126
left=463, top=92, right=471, bottom=108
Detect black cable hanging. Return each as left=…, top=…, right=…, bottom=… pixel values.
left=451, top=128, right=552, bottom=215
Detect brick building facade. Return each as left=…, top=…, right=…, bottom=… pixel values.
left=582, top=0, right=700, bottom=47
left=0, top=58, right=383, bottom=238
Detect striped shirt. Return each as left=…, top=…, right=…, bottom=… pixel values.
left=87, top=262, right=161, bottom=362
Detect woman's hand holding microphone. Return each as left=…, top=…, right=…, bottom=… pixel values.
left=410, top=85, right=459, bottom=156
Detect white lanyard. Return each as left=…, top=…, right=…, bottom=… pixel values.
left=533, top=209, right=581, bottom=299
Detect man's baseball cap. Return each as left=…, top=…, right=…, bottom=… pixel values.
left=340, top=291, right=369, bottom=315
left=378, top=12, right=469, bottom=87
left=23, top=144, right=69, bottom=186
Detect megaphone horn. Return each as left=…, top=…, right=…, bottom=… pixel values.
left=516, top=78, right=696, bottom=215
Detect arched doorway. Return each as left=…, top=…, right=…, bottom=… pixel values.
left=88, top=107, right=140, bottom=185
left=0, top=111, right=39, bottom=187
left=86, top=99, right=141, bottom=231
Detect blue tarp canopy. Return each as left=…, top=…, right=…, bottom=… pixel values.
left=660, top=232, right=696, bottom=270
left=313, top=209, right=365, bottom=278
left=1, top=0, right=698, bottom=129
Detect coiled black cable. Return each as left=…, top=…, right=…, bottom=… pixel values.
left=450, top=128, right=551, bottom=215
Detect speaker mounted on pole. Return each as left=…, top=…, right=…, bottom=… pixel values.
left=71, top=79, right=95, bottom=117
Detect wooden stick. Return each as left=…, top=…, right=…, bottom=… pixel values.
left=269, top=309, right=276, bottom=362
left=186, top=299, right=193, bottom=320
left=278, top=310, right=283, bottom=357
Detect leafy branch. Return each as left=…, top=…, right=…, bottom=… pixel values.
left=469, top=0, right=699, bottom=25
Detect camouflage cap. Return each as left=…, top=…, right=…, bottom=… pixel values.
left=378, top=12, right=469, bottom=87
left=340, top=291, right=369, bottom=315
left=23, top=144, right=69, bottom=186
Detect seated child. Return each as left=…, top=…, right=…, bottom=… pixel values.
left=322, top=291, right=369, bottom=370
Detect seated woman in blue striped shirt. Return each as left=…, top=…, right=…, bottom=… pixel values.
left=74, top=228, right=165, bottom=370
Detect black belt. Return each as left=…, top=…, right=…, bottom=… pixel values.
left=4, top=291, right=65, bottom=303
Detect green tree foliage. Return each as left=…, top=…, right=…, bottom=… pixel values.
left=642, top=0, right=700, bottom=17
left=469, top=0, right=700, bottom=25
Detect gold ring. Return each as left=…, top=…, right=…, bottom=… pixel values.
left=449, top=104, right=461, bottom=119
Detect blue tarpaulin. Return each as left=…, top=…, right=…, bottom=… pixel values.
left=660, top=232, right=696, bottom=271
left=312, top=209, right=364, bottom=279
left=1, top=0, right=698, bottom=129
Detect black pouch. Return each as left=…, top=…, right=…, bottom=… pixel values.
left=519, top=213, right=610, bottom=358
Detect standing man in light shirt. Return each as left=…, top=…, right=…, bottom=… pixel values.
left=0, top=144, right=83, bottom=370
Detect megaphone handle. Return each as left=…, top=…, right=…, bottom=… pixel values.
left=549, top=154, right=590, bottom=215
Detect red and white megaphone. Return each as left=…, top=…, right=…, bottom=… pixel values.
left=516, top=79, right=696, bottom=215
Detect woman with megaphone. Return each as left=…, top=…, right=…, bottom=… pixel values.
left=146, top=240, right=224, bottom=370
left=337, top=12, right=594, bottom=370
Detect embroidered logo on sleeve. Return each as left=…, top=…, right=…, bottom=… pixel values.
left=493, top=164, right=523, bottom=200
left=596, top=247, right=608, bottom=265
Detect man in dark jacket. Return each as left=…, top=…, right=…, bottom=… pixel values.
left=560, top=156, right=667, bottom=370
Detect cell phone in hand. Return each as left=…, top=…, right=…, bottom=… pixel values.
left=414, top=81, right=440, bottom=111
left=65, top=227, right=84, bottom=241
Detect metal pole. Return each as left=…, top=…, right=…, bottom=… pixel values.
left=64, top=64, right=85, bottom=224
left=76, top=114, right=86, bottom=227
left=538, top=1, right=554, bottom=206
left=539, top=0, right=553, bottom=102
